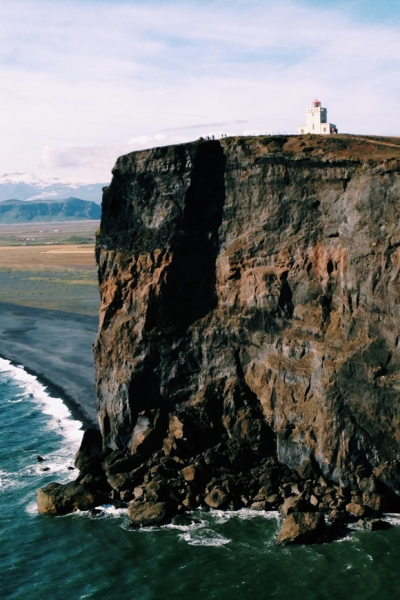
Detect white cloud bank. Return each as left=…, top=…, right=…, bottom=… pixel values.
left=39, top=134, right=189, bottom=176
left=1, top=0, right=400, bottom=181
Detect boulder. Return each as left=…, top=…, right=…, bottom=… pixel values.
left=358, top=477, right=377, bottom=493
left=279, top=495, right=312, bottom=517
left=74, top=429, right=103, bottom=468
left=265, top=494, right=281, bottom=508
left=328, top=509, right=348, bottom=524
left=128, top=501, right=167, bottom=527
left=102, top=449, right=143, bottom=476
left=134, top=486, right=144, bottom=499
left=362, top=491, right=383, bottom=512
left=346, top=502, right=367, bottom=518
left=181, top=465, right=196, bottom=482
left=131, top=415, right=157, bottom=455
left=279, top=496, right=299, bottom=517
left=204, top=487, right=228, bottom=509
left=37, top=481, right=105, bottom=515
left=143, top=480, right=162, bottom=502
left=250, top=501, right=267, bottom=510
left=350, top=494, right=363, bottom=505
left=358, top=518, right=391, bottom=531
left=171, top=514, right=194, bottom=526
left=107, top=472, right=133, bottom=492
left=254, top=484, right=276, bottom=501
left=297, top=458, right=318, bottom=481
left=278, top=512, right=325, bottom=544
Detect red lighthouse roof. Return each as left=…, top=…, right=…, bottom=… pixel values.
left=312, top=99, right=321, bottom=107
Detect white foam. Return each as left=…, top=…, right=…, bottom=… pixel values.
left=229, top=508, right=280, bottom=521
left=65, top=505, right=129, bottom=520
left=0, top=473, right=20, bottom=491
left=382, top=513, right=400, bottom=526
left=179, top=528, right=231, bottom=547
left=26, top=501, right=39, bottom=516
left=335, top=534, right=356, bottom=543
left=0, top=357, right=83, bottom=447
left=94, top=505, right=128, bottom=518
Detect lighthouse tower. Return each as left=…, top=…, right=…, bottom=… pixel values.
left=298, top=100, right=337, bottom=135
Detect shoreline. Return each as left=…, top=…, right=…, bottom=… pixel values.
left=0, top=353, right=97, bottom=430
left=0, top=302, right=98, bottom=429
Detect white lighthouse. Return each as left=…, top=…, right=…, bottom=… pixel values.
left=298, top=99, right=337, bottom=135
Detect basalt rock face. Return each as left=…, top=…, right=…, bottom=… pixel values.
left=94, top=135, right=400, bottom=514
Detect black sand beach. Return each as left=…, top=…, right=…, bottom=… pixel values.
left=0, top=302, right=98, bottom=428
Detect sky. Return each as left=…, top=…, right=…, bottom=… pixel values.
left=1, top=0, right=400, bottom=183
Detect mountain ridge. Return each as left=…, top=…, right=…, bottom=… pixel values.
left=0, top=174, right=108, bottom=204
left=0, top=197, right=101, bottom=223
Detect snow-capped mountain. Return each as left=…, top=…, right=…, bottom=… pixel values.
left=0, top=173, right=109, bottom=204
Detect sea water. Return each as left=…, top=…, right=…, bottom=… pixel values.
left=2, top=358, right=400, bottom=600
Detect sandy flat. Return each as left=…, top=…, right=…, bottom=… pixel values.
left=0, top=302, right=98, bottom=428
left=40, top=249, right=94, bottom=254
left=0, top=244, right=95, bottom=269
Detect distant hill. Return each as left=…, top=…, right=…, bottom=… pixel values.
left=0, top=197, right=101, bottom=224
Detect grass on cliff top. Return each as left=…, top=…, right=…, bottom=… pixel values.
left=224, top=133, right=400, bottom=162
left=0, top=221, right=99, bottom=316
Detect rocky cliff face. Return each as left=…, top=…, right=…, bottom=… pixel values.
left=93, top=134, right=400, bottom=503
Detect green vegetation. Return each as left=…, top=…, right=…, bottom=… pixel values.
left=0, top=197, right=101, bottom=224
left=0, top=221, right=100, bottom=316
left=0, top=220, right=99, bottom=246
left=0, top=270, right=99, bottom=315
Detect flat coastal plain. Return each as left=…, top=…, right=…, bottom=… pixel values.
left=0, top=221, right=100, bottom=427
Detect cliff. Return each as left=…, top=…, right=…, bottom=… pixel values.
left=95, top=134, right=400, bottom=477
left=38, top=134, right=400, bottom=539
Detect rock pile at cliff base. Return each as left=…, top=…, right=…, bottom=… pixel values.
left=37, top=428, right=397, bottom=543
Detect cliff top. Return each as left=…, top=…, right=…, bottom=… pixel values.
left=113, top=134, right=400, bottom=173
left=221, top=133, right=400, bottom=163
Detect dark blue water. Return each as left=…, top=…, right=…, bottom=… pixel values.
left=2, top=357, right=400, bottom=600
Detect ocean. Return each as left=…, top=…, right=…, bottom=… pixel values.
left=2, top=357, right=400, bottom=600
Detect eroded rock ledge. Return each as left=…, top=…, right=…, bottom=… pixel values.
left=39, top=135, right=400, bottom=542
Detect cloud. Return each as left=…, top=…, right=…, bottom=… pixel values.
left=1, top=0, right=400, bottom=181
left=39, top=133, right=190, bottom=180
left=163, top=120, right=250, bottom=132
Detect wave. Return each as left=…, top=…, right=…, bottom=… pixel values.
left=0, top=356, right=83, bottom=446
